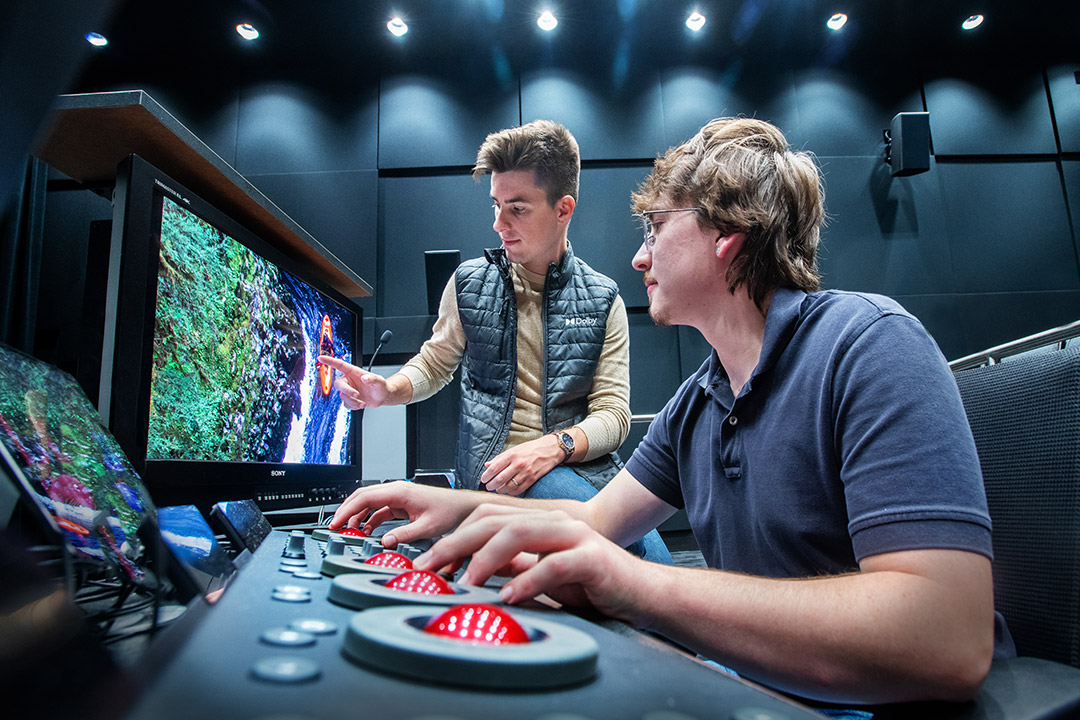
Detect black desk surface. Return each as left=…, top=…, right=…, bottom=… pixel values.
left=124, top=530, right=820, bottom=720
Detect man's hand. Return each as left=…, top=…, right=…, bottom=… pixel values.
left=480, top=436, right=564, bottom=496
left=329, top=481, right=483, bottom=549
left=318, top=355, right=402, bottom=410
left=413, top=503, right=643, bottom=619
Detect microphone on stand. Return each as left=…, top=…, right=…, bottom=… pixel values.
left=367, top=330, right=393, bottom=372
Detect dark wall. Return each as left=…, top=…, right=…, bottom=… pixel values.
left=37, top=3, right=1080, bottom=467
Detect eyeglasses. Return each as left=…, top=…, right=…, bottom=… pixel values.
left=641, top=208, right=700, bottom=250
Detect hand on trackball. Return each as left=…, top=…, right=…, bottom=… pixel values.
left=413, top=504, right=642, bottom=621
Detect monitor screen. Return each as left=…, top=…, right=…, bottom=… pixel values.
left=210, top=498, right=272, bottom=553
left=101, top=155, right=363, bottom=513
left=0, top=342, right=155, bottom=584
left=147, top=196, right=354, bottom=466
left=156, top=504, right=235, bottom=603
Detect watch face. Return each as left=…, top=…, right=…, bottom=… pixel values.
left=559, top=432, right=574, bottom=453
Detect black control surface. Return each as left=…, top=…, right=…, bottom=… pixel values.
left=124, top=530, right=820, bottom=720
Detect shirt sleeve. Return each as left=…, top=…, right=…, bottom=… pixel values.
left=577, top=294, right=632, bottom=462
left=832, top=313, right=992, bottom=562
left=399, top=276, right=465, bottom=403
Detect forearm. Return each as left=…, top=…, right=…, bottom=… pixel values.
left=578, top=296, right=631, bottom=461
left=624, top=551, right=994, bottom=705
left=380, top=372, right=415, bottom=405
left=401, top=276, right=465, bottom=403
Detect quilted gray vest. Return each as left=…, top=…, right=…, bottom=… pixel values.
left=454, top=243, right=623, bottom=491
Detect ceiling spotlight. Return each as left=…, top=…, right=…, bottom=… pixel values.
left=537, top=10, right=558, bottom=31
left=961, top=14, right=984, bottom=30
left=85, top=32, right=108, bottom=47
left=685, top=11, right=706, bottom=31
left=826, top=13, right=848, bottom=31
left=387, top=16, right=408, bottom=37
left=236, top=23, right=259, bottom=40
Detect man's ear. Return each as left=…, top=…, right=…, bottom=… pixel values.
left=556, top=195, right=576, bottom=224
left=716, top=231, right=746, bottom=260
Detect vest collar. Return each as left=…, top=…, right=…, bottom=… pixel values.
left=483, top=241, right=575, bottom=289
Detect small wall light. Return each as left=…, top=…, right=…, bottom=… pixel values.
left=538, top=11, right=558, bottom=31
left=961, top=14, right=985, bottom=30
left=827, top=13, right=848, bottom=31
left=387, top=16, right=408, bottom=36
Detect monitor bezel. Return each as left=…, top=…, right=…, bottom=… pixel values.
left=101, top=154, right=362, bottom=514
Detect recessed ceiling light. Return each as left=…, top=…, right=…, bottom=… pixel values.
left=85, top=32, right=108, bottom=47
left=686, top=12, right=706, bottom=31
left=827, top=13, right=848, bottom=31
left=961, top=14, right=984, bottom=30
left=387, top=16, right=408, bottom=37
left=236, top=23, right=259, bottom=40
left=537, top=10, right=558, bottom=31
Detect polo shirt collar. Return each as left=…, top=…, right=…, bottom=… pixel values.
left=701, top=286, right=808, bottom=398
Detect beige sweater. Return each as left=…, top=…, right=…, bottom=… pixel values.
left=399, top=262, right=631, bottom=461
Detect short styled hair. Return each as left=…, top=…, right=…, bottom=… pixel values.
left=473, top=119, right=580, bottom=205
left=631, top=117, right=824, bottom=308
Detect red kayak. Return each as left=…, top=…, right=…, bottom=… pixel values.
left=318, top=314, right=333, bottom=396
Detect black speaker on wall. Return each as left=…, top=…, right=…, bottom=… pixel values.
left=886, top=112, right=931, bottom=177
left=424, top=249, right=460, bottom=315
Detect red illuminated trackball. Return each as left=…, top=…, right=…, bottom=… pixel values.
left=424, top=603, right=529, bottom=645
left=365, top=551, right=412, bottom=569
left=385, top=569, right=453, bottom=596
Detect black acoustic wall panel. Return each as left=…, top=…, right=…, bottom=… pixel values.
left=787, top=71, right=924, bottom=159
left=936, top=160, right=1077, bottom=294
left=248, top=169, right=378, bottom=314
left=1066, top=160, right=1080, bottom=251
left=658, top=66, right=775, bottom=150
left=626, top=315, right=681, bottom=415
left=379, top=174, right=494, bottom=318
left=677, top=326, right=713, bottom=381
left=574, top=165, right=654, bottom=310
left=925, top=74, right=1057, bottom=156
left=1049, top=65, right=1080, bottom=154
left=816, top=155, right=950, bottom=297
left=378, top=74, right=519, bottom=169
left=521, top=69, right=666, bottom=161
left=235, top=82, right=378, bottom=175
left=950, top=291, right=1080, bottom=360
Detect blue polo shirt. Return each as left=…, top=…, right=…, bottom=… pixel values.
left=627, top=288, right=993, bottom=578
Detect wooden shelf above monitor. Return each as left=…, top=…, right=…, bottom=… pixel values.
left=33, top=90, right=372, bottom=300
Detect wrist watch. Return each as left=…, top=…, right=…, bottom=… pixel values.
left=552, top=430, right=575, bottom=461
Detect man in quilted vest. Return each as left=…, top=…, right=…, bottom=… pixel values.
left=321, top=120, right=669, bottom=561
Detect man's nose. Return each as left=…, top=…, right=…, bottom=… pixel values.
left=632, top=241, right=651, bottom=271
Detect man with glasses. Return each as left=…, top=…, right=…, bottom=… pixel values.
left=321, top=119, right=668, bottom=561
left=329, top=117, right=1007, bottom=708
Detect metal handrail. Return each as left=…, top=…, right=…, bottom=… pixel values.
left=948, top=319, right=1080, bottom=372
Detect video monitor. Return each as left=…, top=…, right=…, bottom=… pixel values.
left=100, top=155, right=363, bottom=513
left=0, top=341, right=155, bottom=584
left=210, top=498, right=272, bottom=553
left=156, top=504, right=236, bottom=603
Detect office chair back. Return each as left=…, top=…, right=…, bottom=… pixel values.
left=953, top=345, right=1080, bottom=668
